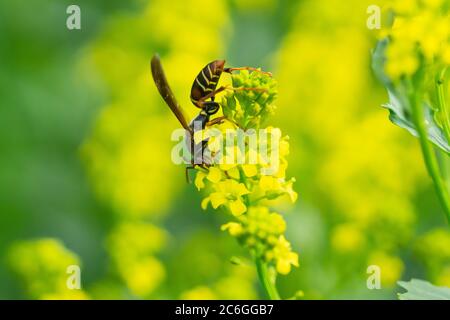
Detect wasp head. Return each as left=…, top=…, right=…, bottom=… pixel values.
left=213, top=60, right=226, bottom=73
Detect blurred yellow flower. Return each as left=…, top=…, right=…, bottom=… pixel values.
left=79, top=2, right=237, bottom=294
left=368, top=251, right=404, bottom=287
left=414, top=228, right=450, bottom=286
left=107, top=222, right=167, bottom=297
left=276, top=0, right=424, bottom=295
left=383, top=0, right=450, bottom=79
left=7, top=239, right=89, bottom=299
left=180, top=286, right=218, bottom=300
left=81, top=0, right=231, bottom=218
left=122, top=257, right=166, bottom=297
left=436, top=267, right=450, bottom=287
left=331, top=223, right=366, bottom=253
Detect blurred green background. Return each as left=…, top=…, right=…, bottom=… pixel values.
left=1, top=0, right=449, bottom=299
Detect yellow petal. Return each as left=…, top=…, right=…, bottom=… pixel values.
left=288, top=252, right=299, bottom=267
left=201, top=197, right=210, bottom=210
left=227, top=167, right=240, bottom=180
left=276, top=260, right=291, bottom=275
left=242, top=164, right=258, bottom=177
left=284, top=179, right=298, bottom=203
left=288, top=190, right=298, bottom=203
left=279, top=137, right=290, bottom=156
left=235, top=183, right=250, bottom=197
left=229, top=200, right=247, bottom=216
left=275, top=161, right=287, bottom=178
left=225, top=179, right=250, bottom=196
left=259, top=175, right=274, bottom=191
left=221, top=222, right=244, bottom=236
left=220, top=163, right=235, bottom=171
left=218, top=179, right=234, bottom=192
left=207, top=167, right=222, bottom=183
left=194, top=171, right=207, bottom=190
left=209, top=192, right=227, bottom=209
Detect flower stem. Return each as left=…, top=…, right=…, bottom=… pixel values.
left=436, top=67, right=450, bottom=143
left=255, top=256, right=281, bottom=300
left=408, top=80, right=450, bottom=224
left=436, top=67, right=450, bottom=191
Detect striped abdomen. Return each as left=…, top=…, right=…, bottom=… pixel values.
left=186, top=111, right=211, bottom=164
left=190, top=60, right=225, bottom=108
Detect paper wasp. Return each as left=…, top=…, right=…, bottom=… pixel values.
left=150, top=54, right=270, bottom=181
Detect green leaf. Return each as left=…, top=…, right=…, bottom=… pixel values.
left=384, top=94, right=450, bottom=153
left=398, top=279, right=450, bottom=300
left=372, top=39, right=450, bottom=154
left=372, top=39, right=392, bottom=90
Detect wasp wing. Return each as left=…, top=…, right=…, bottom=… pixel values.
left=151, top=54, right=191, bottom=132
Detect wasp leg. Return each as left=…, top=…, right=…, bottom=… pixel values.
left=206, top=116, right=243, bottom=129
left=197, top=86, right=227, bottom=103
left=224, top=67, right=272, bottom=77
left=206, top=116, right=226, bottom=126
left=185, top=165, right=195, bottom=183
left=231, top=87, right=267, bottom=93
left=185, top=163, right=211, bottom=183
left=198, top=86, right=266, bottom=105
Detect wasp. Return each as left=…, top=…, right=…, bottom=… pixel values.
left=150, top=54, right=270, bottom=180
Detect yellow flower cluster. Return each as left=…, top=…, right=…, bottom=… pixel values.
left=193, top=70, right=298, bottom=277
left=195, top=127, right=296, bottom=217
left=368, top=251, right=404, bottom=287
left=222, top=207, right=298, bottom=275
left=7, top=239, right=89, bottom=299
left=383, top=0, right=450, bottom=79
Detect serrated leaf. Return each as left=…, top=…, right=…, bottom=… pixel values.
left=372, top=39, right=450, bottom=154
left=398, top=279, right=450, bottom=300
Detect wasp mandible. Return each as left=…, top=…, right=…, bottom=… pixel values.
left=150, top=54, right=270, bottom=180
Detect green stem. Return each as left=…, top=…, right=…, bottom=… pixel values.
left=408, top=80, right=450, bottom=224
left=237, top=170, right=281, bottom=299
left=437, top=150, right=450, bottom=191
left=255, top=256, right=281, bottom=300
left=436, top=67, right=450, bottom=142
